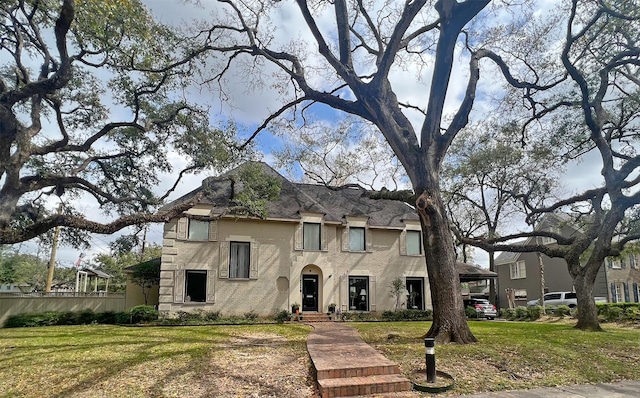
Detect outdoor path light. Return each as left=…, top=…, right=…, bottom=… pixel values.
left=425, top=337, right=436, bottom=383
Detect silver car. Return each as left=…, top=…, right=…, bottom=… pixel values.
left=464, top=298, right=497, bottom=320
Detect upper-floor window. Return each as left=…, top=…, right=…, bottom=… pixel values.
left=349, top=227, right=365, bottom=251
left=607, top=257, right=622, bottom=269
left=541, top=227, right=560, bottom=245
left=188, top=219, right=209, bottom=240
left=630, top=254, right=637, bottom=269
left=510, top=260, right=526, bottom=279
left=303, top=222, right=321, bottom=250
left=406, top=230, right=422, bottom=255
left=229, top=241, right=251, bottom=278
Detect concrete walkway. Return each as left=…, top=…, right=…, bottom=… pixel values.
left=448, top=380, right=640, bottom=397
left=305, top=322, right=640, bottom=398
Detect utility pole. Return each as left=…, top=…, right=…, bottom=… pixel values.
left=45, top=204, right=63, bottom=293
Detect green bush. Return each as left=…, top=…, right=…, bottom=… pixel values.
left=625, top=307, right=640, bottom=321
left=380, top=309, right=433, bottom=321
left=175, top=311, right=200, bottom=322
left=514, top=306, right=528, bottom=320
left=115, top=311, right=131, bottom=324
left=244, top=310, right=258, bottom=320
left=78, top=309, right=96, bottom=325
left=555, top=305, right=571, bottom=317
left=94, top=311, right=118, bottom=324
left=499, top=308, right=515, bottom=320
left=129, top=305, right=159, bottom=323
left=465, top=307, right=479, bottom=319
left=274, top=309, right=291, bottom=324
left=203, top=310, right=221, bottom=321
left=4, top=313, right=54, bottom=328
left=342, top=311, right=378, bottom=321
left=58, top=311, right=80, bottom=325
left=604, top=306, right=624, bottom=322
left=527, top=305, right=542, bottom=320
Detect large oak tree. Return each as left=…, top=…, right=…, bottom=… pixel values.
left=461, top=0, right=640, bottom=331
left=0, top=0, right=243, bottom=245
left=199, top=0, right=538, bottom=342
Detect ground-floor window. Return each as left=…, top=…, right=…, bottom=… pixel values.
left=349, top=276, right=369, bottom=311
left=185, top=270, right=207, bottom=302
left=405, top=277, right=424, bottom=310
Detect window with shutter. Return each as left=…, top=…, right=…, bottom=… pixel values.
left=349, top=227, right=365, bottom=251
left=348, top=276, right=369, bottom=311
left=188, top=219, right=209, bottom=240
left=303, top=222, right=321, bottom=250
left=229, top=241, right=250, bottom=279
left=184, top=270, right=207, bottom=302
left=406, top=230, right=422, bottom=255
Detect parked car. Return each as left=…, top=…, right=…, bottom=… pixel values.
left=527, top=291, right=577, bottom=308
left=463, top=298, right=497, bottom=320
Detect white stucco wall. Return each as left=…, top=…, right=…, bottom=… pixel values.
left=158, top=210, right=431, bottom=317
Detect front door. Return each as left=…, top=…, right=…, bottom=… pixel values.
left=302, top=275, right=319, bottom=312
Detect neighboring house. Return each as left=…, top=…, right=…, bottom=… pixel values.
left=495, top=213, right=608, bottom=308
left=0, top=283, right=31, bottom=294
left=157, top=162, right=432, bottom=316
left=605, top=253, right=640, bottom=303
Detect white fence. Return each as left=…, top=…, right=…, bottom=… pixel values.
left=0, top=293, right=126, bottom=327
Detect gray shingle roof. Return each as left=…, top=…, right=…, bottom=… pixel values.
left=164, top=162, right=418, bottom=227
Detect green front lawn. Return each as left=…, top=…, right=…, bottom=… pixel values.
left=0, top=324, right=314, bottom=398
left=1, top=321, right=638, bottom=397
left=352, top=321, right=640, bottom=394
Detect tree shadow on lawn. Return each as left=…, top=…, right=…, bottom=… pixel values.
left=1, top=325, right=315, bottom=398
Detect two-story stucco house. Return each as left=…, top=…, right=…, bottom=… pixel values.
left=156, top=162, right=432, bottom=316
left=495, top=213, right=640, bottom=307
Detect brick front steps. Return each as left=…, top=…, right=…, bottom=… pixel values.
left=317, top=369, right=412, bottom=397
left=299, top=312, right=332, bottom=322
left=307, top=323, right=412, bottom=398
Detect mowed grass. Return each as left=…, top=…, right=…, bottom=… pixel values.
left=1, top=321, right=639, bottom=397
left=352, top=321, right=640, bottom=395
left=0, top=324, right=314, bottom=398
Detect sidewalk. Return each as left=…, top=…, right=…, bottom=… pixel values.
left=448, top=380, right=640, bottom=398
left=305, top=321, right=640, bottom=398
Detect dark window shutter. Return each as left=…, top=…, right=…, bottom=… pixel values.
left=634, top=283, right=639, bottom=303
left=610, top=283, right=617, bottom=303
left=624, top=283, right=630, bottom=302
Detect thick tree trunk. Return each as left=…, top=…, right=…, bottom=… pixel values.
left=570, top=261, right=603, bottom=331
left=416, top=191, right=477, bottom=343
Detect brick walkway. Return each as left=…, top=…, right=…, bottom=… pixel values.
left=306, top=322, right=413, bottom=398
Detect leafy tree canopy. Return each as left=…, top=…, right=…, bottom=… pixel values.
left=0, top=0, right=247, bottom=244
